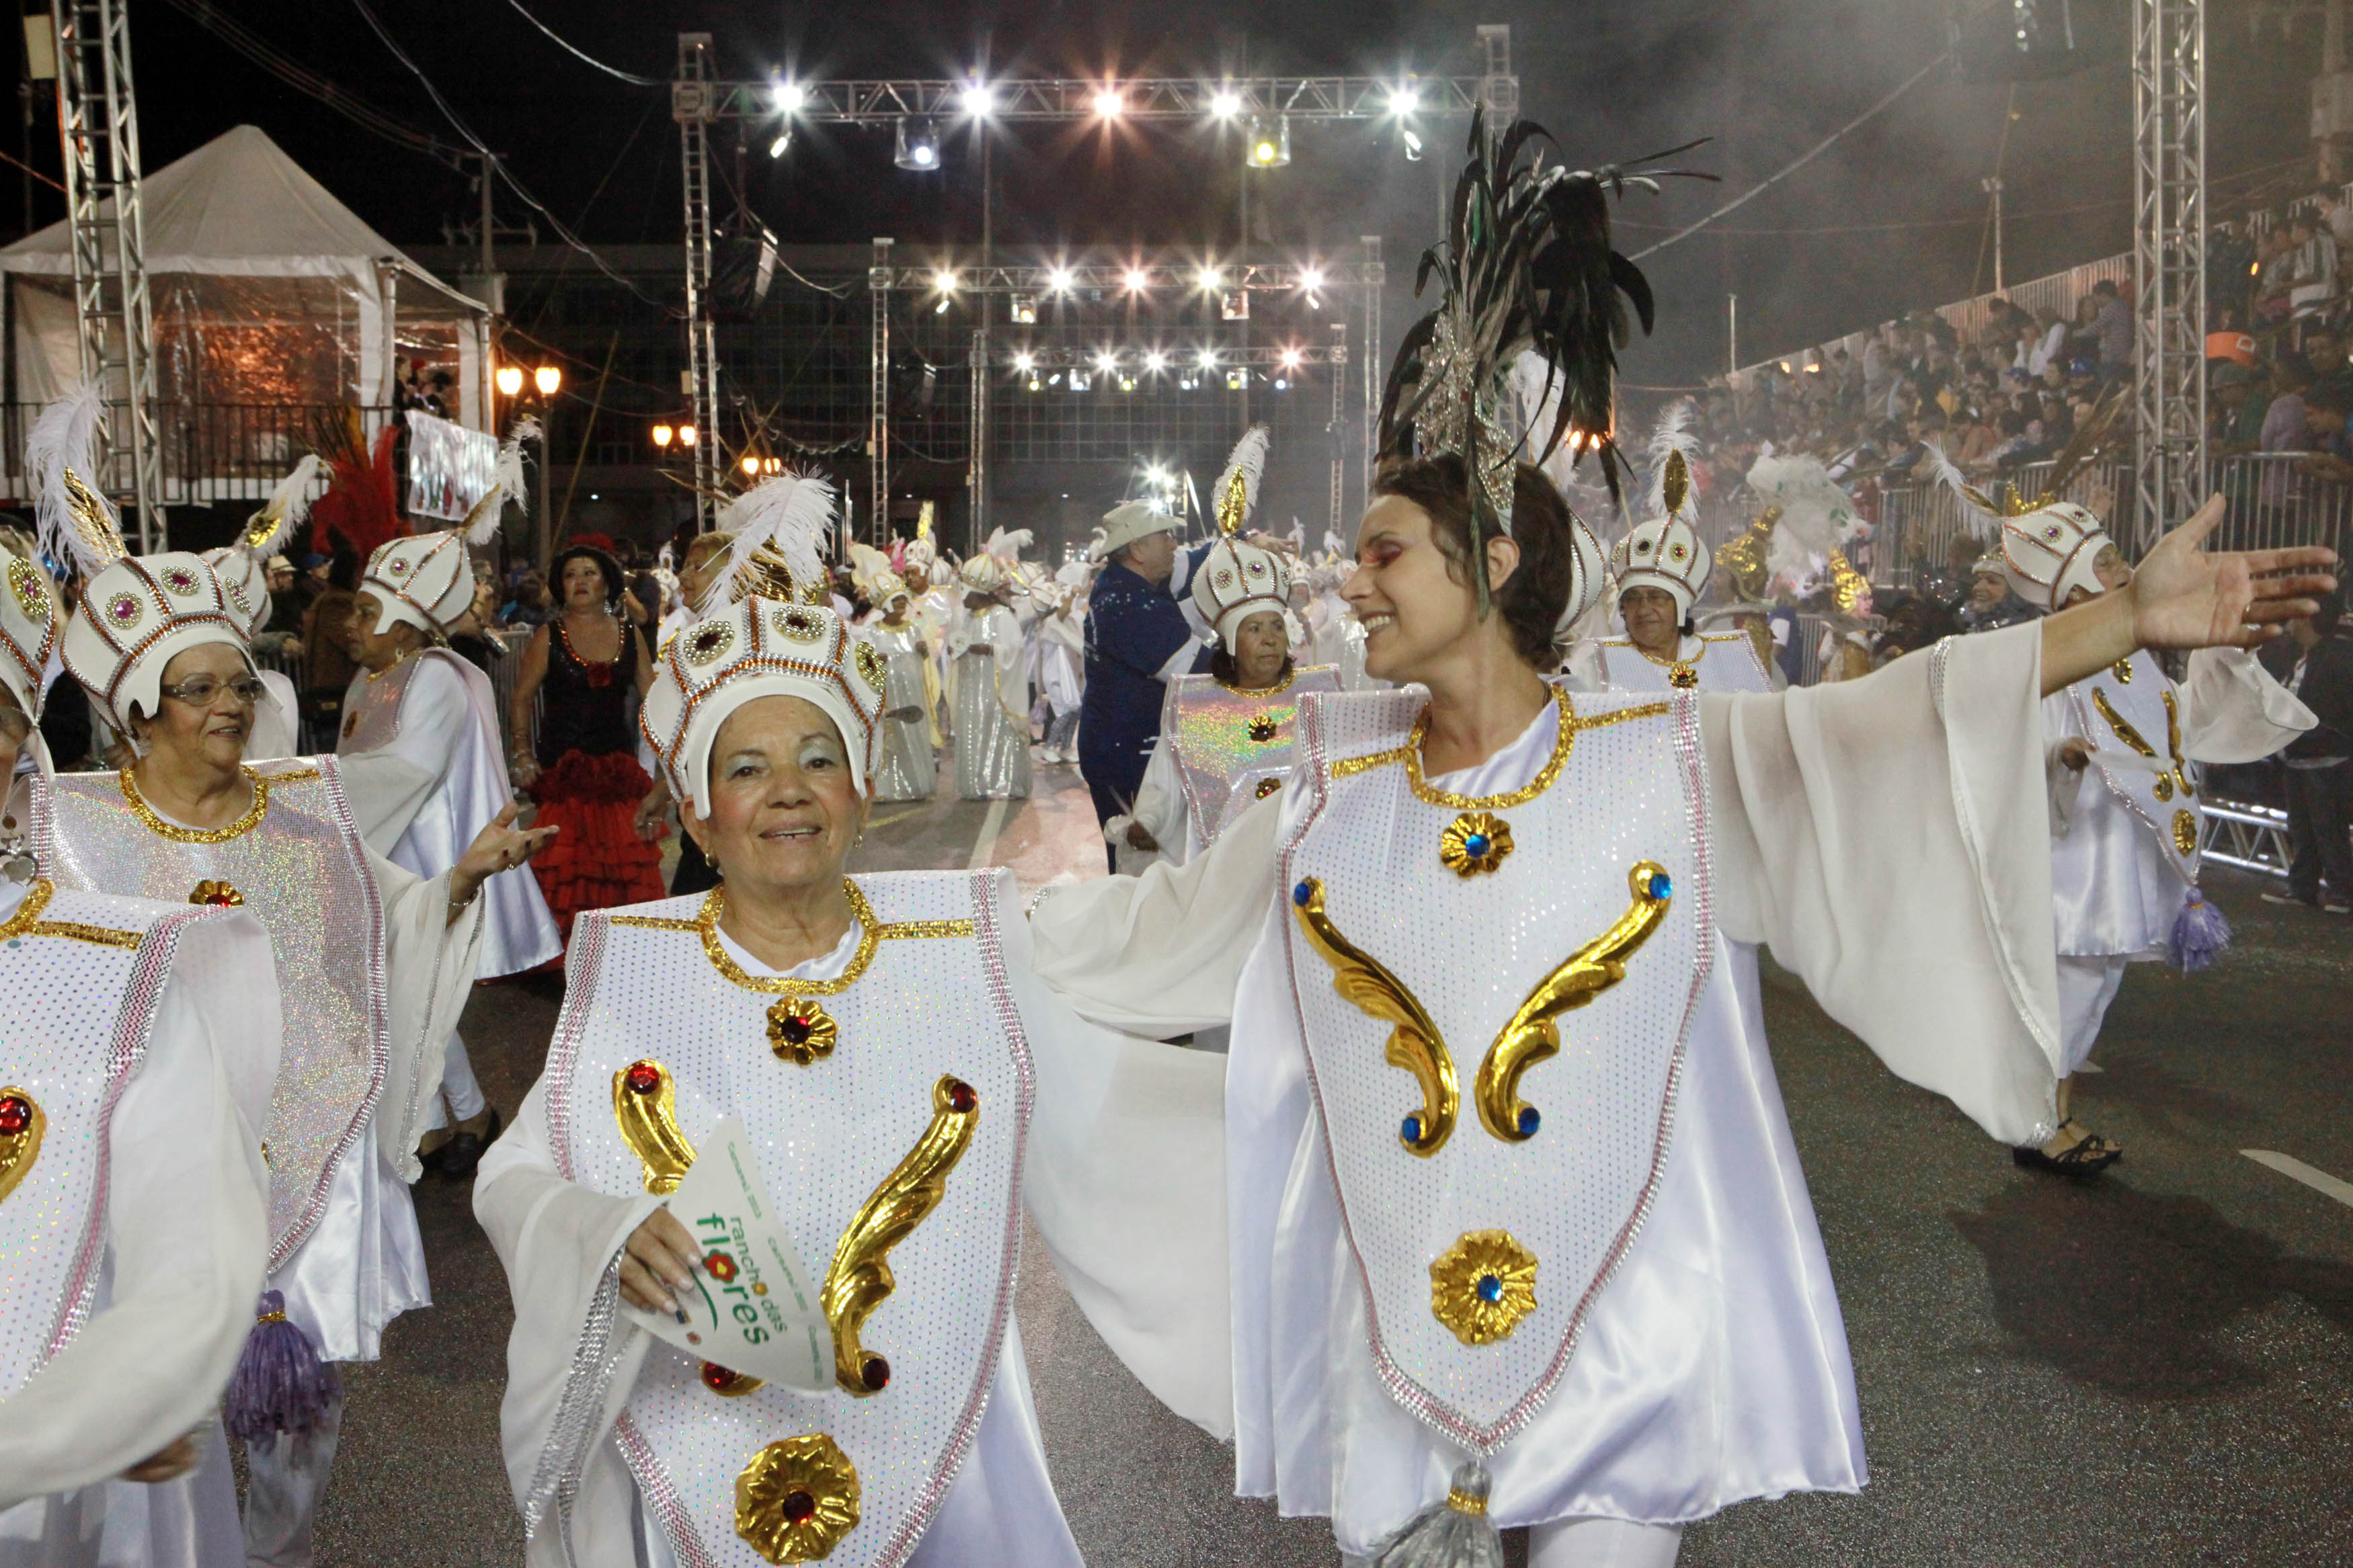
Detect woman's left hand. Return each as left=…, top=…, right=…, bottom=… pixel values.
left=450, top=802, right=559, bottom=914
left=2128, top=495, right=2337, bottom=650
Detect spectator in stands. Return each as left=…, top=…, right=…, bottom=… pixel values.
left=2318, top=189, right=2353, bottom=253
left=1862, top=322, right=1896, bottom=412
left=2295, top=380, right=2353, bottom=484
left=2256, top=227, right=2301, bottom=321
left=2288, top=215, right=2338, bottom=297
left=266, top=554, right=303, bottom=629
left=503, top=571, right=556, bottom=628
left=2090, top=278, right=2135, bottom=380
left=2211, top=360, right=2270, bottom=455
left=2264, top=362, right=2313, bottom=452
left=2298, top=324, right=2347, bottom=382
left=2262, top=593, right=2353, bottom=913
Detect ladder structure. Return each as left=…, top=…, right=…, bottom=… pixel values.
left=2129, top=0, right=2206, bottom=550
left=674, top=32, right=723, bottom=530
left=49, top=0, right=163, bottom=550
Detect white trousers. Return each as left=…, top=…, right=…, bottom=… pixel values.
left=419, top=1032, right=485, bottom=1133
left=1344, top=1518, right=1681, bottom=1568
left=239, top=1397, right=340, bottom=1568
left=2056, top=954, right=2131, bottom=1077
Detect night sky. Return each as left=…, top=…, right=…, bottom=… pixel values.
left=48, top=0, right=2317, bottom=382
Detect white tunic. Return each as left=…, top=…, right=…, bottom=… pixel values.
left=949, top=606, right=1030, bottom=800
left=1564, top=633, right=1775, bottom=696
left=1027, top=622, right=2072, bottom=1549
left=336, top=649, right=561, bottom=977
left=0, top=878, right=277, bottom=1567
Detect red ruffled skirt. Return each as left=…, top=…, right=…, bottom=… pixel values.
left=528, top=749, right=667, bottom=944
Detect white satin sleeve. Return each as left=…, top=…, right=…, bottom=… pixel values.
left=367, top=845, right=488, bottom=1181
left=0, top=911, right=275, bottom=1508
left=992, top=874, right=1234, bottom=1438
left=1702, top=620, right=2063, bottom=1144
left=244, top=669, right=303, bottom=761
left=1026, top=791, right=1281, bottom=1034
left=337, top=660, right=473, bottom=852
left=2178, top=647, right=2315, bottom=763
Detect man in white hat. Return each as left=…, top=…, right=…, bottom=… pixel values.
left=1076, top=500, right=1210, bottom=856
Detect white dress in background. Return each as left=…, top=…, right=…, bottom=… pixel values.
left=1109, top=665, right=1343, bottom=876
left=2043, top=647, right=2310, bottom=1073
left=1563, top=632, right=1776, bottom=696
left=861, top=622, right=936, bottom=801
left=0, top=878, right=279, bottom=1568
left=1027, top=621, right=2074, bottom=1553
left=949, top=604, right=1031, bottom=800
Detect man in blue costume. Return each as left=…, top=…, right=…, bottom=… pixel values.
left=1079, top=501, right=1208, bottom=864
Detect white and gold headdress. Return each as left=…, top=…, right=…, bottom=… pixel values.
left=640, top=473, right=888, bottom=819
left=1190, top=425, right=1293, bottom=651
left=1610, top=404, right=1710, bottom=622
left=202, top=454, right=319, bottom=636
left=0, top=530, right=61, bottom=762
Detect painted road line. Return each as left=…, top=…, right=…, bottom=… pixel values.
left=2241, top=1149, right=2353, bottom=1209
left=967, top=795, right=1010, bottom=870
left=866, top=805, right=926, bottom=831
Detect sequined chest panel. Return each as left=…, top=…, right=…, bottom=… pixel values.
left=337, top=649, right=442, bottom=755
left=1279, top=684, right=1712, bottom=1452
left=2065, top=648, right=2201, bottom=880
left=0, top=884, right=200, bottom=1402
left=548, top=870, right=1032, bottom=1568
left=1595, top=635, right=1772, bottom=695
left=1166, top=666, right=1340, bottom=843
left=29, top=760, right=389, bottom=1270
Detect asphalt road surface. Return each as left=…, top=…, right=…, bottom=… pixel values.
left=309, top=756, right=2353, bottom=1566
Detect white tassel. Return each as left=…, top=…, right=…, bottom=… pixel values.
left=1369, top=1460, right=1505, bottom=1568
left=712, top=472, right=834, bottom=606
left=26, top=383, right=124, bottom=579
left=1211, top=424, right=1271, bottom=534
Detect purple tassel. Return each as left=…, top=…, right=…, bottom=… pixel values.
left=2169, top=886, right=2231, bottom=973
left=224, top=1290, right=339, bottom=1450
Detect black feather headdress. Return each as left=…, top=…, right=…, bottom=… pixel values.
left=1377, top=112, right=1712, bottom=609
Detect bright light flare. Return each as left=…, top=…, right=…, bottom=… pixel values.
left=1209, top=89, right=1242, bottom=118
left=494, top=366, right=523, bottom=397
left=1196, top=265, right=1222, bottom=290
left=932, top=269, right=959, bottom=292
left=1046, top=267, right=1076, bottom=293
left=1300, top=267, right=1325, bottom=292
left=1092, top=89, right=1124, bottom=118
left=771, top=81, right=807, bottom=114
left=533, top=365, right=562, bottom=397
left=1093, top=349, right=1118, bottom=371
left=959, top=82, right=995, bottom=116
left=650, top=423, right=674, bottom=448
left=1388, top=85, right=1421, bottom=116
left=1279, top=347, right=1304, bottom=368
left=1012, top=351, right=1035, bottom=372
left=678, top=425, right=697, bottom=447
left=1123, top=268, right=1150, bottom=292
left=1144, top=350, right=1167, bottom=372
left=1196, top=349, right=1218, bottom=369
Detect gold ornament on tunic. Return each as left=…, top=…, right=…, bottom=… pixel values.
left=2173, top=809, right=2198, bottom=857
left=612, top=1059, right=696, bottom=1195
left=1290, top=876, right=1458, bottom=1155
left=734, top=1433, right=861, bottom=1564
left=0, top=1086, right=44, bottom=1206
left=1429, top=1229, right=1538, bottom=1346
left=822, top=1075, right=979, bottom=1397
left=1437, top=811, right=1514, bottom=877
left=766, top=997, right=838, bottom=1065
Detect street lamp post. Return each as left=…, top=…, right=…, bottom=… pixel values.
left=493, top=360, right=563, bottom=571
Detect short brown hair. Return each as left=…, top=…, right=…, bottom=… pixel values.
left=1371, top=452, right=1581, bottom=665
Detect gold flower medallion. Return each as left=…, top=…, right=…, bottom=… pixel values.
left=1246, top=712, right=1279, bottom=743
left=1429, top=1229, right=1538, bottom=1346
left=1438, top=811, right=1514, bottom=878
left=735, top=1434, right=860, bottom=1563
left=188, top=880, right=245, bottom=907
left=768, top=997, right=839, bottom=1065
left=2173, top=809, right=2198, bottom=858
left=0, top=1087, right=44, bottom=1206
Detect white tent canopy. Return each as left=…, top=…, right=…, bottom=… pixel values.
left=0, top=124, right=489, bottom=422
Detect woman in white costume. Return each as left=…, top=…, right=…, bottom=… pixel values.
left=0, top=536, right=280, bottom=1568
left=474, top=474, right=1219, bottom=1568
left=197, top=456, right=319, bottom=760
left=21, top=401, right=554, bottom=1567
left=1109, top=428, right=1339, bottom=873
left=846, top=545, right=936, bottom=801
left=947, top=534, right=1033, bottom=800
left=1992, top=493, right=2311, bottom=1173
left=1567, top=450, right=1772, bottom=697
left=1035, top=561, right=1090, bottom=763
left=340, top=512, right=565, bottom=1179
left=1021, top=124, right=2333, bottom=1568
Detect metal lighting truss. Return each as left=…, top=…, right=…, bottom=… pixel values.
left=709, top=75, right=1491, bottom=124
left=675, top=34, right=725, bottom=530
left=2129, top=0, right=2205, bottom=551
left=998, top=344, right=1349, bottom=368
left=50, top=0, right=164, bottom=548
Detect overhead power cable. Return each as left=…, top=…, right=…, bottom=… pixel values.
left=498, top=0, right=664, bottom=86
left=1628, top=52, right=1953, bottom=261
left=346, top=0, right=668, bottom=309
left=155, top=0, right=471, bottom=169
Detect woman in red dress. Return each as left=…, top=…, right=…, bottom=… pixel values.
left=508, top=544, right=666, bottom=942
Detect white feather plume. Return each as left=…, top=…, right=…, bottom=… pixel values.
left=1054, top=557, right=1092, bottom=590
left=26, top=382, right=123, bottom=579
left=1642, top=401, right=1700, bottom=521
left=1211, top=425, right=1271, bottom=534
left=243, top=454, right=321, bottom=558
left=982, top=527, right=1033, bottom=563
left=1920, top=443, right=2000, bottom=541
left=1746, top=451, right=1864, bottom=582
left=1322, top=529, right=1348, bottom=562
left=712, top=472, right=834, bottom=606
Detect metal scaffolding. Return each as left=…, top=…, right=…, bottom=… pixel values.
left=2130, top=0, right=2206, bottom=550
left=674, top=33, right=723, bottom=530
left=49, top=0, right=163, bottom=549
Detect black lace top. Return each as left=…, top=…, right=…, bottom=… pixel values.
left=536, top=616, right=639, bottom=763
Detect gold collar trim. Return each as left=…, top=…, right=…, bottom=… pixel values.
left=612, top=880, right=974, bottom=996
left=118, top=765, right=270, bottom=844
left=1330, top=687, right=1669, bottom=808
left=0, top=878, right=143, bottom=950
left=1213, top=665, right=1297, bottom=697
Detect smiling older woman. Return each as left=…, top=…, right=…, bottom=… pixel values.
left=23, top=409, right=553, bottom=1563
left=474, top=477, right=1213, bottom=1568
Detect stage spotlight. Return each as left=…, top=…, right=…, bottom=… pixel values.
left=1123, top=268, right=1151, bottom=293
left=1179, top=376, right=1197, bottom=391
left=1093, top=349, right=1119, bottom=372
left=1026, top=376, right=1042, bottom=393
left=1272, top=376, right=1288, bottom=390
left=1225, top=369, right=1246, bottom=390
left=1197, top=265, right=1222, bottom=290
left=1197, top=349, right=1219, bottom=370
left=932, top=269, right=959, bottom=292
left=1092, top=88, right=1123, bottom=118
left=1209, top=89, right=1243, bottom=119
left=960, top=82, right=995, bottom=117
left=1144, top=350, right=1167, bottom=372
left=1010, top=293, right=1039, bottom=323
left=1046, top=267, right=1075, bottom=294
left=1119, top=375, right=1136, bottom=392
left=772, top=81, right=807, bottom=114
left=768, top=132, right=792, bottom=159
left=1244, top=115, right=1289, bottom=169
left=934, top=296, right=953, bottom=315
left=1388, top=84, right=1420, bottom=116
left=1300, top=266, right=1324, bottom=292
left=1220, top=290, right=1250, bottom=321
left=1402, top=127, right=1424, bottom=161
left=1280, top=347, right=1304, bottom=368
left=895, top=119, right=941, bottom=171
left=1012, top=351, right=1035, bottom=372
left=1070, top=371, right=1090, bottom=392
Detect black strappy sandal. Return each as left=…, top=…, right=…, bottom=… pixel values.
left=2013, top=1119, right=2123, bottom=1178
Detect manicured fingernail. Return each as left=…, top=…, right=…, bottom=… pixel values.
left=673, top=1307, right=688, bottom=1323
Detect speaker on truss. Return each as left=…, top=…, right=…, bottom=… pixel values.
left=711, top=226, right=779, bottom=322
left=1952, top=0, right=2123, bottom=83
